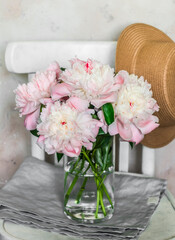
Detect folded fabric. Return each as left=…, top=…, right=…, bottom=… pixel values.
left=0, top=157, right=166, bottom=239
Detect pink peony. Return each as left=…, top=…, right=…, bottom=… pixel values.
left=14, top=68, right=58, bottom=130
left=108, top=71, right=159, bottom=144
left=37, top=98, right=103, bottom=157
left=51, top=58, right=122, bottom=108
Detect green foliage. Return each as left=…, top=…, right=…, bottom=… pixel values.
left=89, top=104, right=95, bottom=109
left=30, top=129, right=39, bottom=137
left=94, top=134, right=112, bottom=149
left=98, top=128, right=105, bottom=135
left=56, top=153, right=64, bottom=163
left=102, top=103, right=114, bottom=125
left=94, top=148, right=103, bottom=168
left=106, top=150, right=113, bottom=168
left=93, top=135, right=113, bottom=171
left=102, top=140, right=113, bottom=170
left=30, top=105, right=45, bottom=137
left=129, top=142, right=134, bottom=149
left=92, top=114, right=98, bottom=120
left=60, top=67, right=66, bottom=71
left=40, top=104, right=45, bottom=113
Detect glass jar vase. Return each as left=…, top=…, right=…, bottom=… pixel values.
left=64, top=135, right=115, bottom=223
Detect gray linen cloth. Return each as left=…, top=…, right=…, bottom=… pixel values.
left=0, top=157, right=166, bottom=240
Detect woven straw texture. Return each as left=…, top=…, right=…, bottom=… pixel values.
left=115, top=23, right=175, bottom=148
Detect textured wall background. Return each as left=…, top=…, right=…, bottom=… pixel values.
left=0, top=0, right=175, bottom=195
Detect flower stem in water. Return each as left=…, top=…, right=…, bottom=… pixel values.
left=82, top=149, right=113, bottom=209
left=75, top=177, right=88, bottom=204
left=99, top=190, right=106, bottom=216
left=95, top=178, right=100, bottom=218
left=64, top=175, right=79, bottom=207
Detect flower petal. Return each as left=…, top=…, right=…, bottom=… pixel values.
left=108, top=120, right=119, bottom=135
left=24, top=108, right=40, bottom=130
left=37, top=135, right=45, bottom=148
left=136, top=116, right=159, bottom=135
left=91, top=92, right=118, bottom=108
left=83, top=142, right=93, bottom=150
left=63, top=144, right=81, bottom=157
left=22, top=102, right=38, bottom=115
left=117, top=120, right=132, bottom=140
left=67, top=96, right=89, bottom=111
left=97, top=111, right=108, bottom=133
left=40, top=98, right=53, bottom=105
left=51, top=83, right=73, bottom=101
left=47, top=61, right=61, bottom=79
left=116, top=70, right=129, bottom=83
left=114, top=74, right=124, bottom=85
left=92, top=120, right=103, bottom=137
left=130, top=123, right=144, bottom=144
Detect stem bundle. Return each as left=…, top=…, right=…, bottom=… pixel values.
left=64, top=145, right=114, bottom=220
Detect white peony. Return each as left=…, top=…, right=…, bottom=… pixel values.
left=114, top=72, right=158, bottom=122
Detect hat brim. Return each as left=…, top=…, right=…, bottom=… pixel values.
left=141, top=125, right=175, bottom=148
left=115, top=23, right=174, bottom=148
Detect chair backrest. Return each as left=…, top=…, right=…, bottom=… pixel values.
left=5, top=41, right=155, bottom=175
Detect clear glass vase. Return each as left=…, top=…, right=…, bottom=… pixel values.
left=64, top=136, right=115, bottom=223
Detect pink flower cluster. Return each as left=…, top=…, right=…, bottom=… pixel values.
left=14, top=62, right=61, bottom=130
left=52, top=58, right=122, bottom=108
left=108, top=71, right=159, bottom=143
left=14, top=59, right=159, bottom=157
left=37, top=99, right=102, bottom=157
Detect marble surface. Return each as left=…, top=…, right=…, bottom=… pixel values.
left=0, top=0, right=175, bottom=195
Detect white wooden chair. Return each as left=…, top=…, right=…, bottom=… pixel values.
left=5, top=41, right=155, bottom=176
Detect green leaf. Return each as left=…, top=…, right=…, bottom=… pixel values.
left=93, top=136, right=113, bottom=170
left=102, top=138, right=113, bottom=170
left=40, top=104, right=45, bottom=112
left=89, top=104, right=95, bottom=109
left=94, top=148, right=103, bottom=168
left=60, top=67, right=66, bottom=71
left=98, top=128, right=105, bottom=135
left=30, top=129, right=39, bottom=137
left=92, top=114, right=99, bottom=120
left=94, top=135, right=112, bottom=149
left=56, top=153, right=64, bottom=162
left=129, top=142, right=134, bottom=149
left=106, top=150, right=113, bottom=168
left=102, top=103, right=114, bottom=125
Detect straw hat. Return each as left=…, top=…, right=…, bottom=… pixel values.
left=115, top=23, right=175, bottom=148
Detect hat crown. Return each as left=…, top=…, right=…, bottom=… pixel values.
left=133, top=42, right=175, bottom=127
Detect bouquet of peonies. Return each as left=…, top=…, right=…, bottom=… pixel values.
left=14, top=58, right=159, bottom=222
